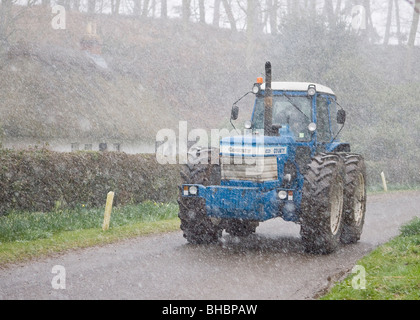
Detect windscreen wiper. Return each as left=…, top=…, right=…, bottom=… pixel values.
left=283, top=94, right=310, bottom=121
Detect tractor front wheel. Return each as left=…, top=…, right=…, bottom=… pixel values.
left=178, top=149, right=222, bottom=244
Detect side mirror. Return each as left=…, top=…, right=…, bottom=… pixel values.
left=337, top=109, right=346, bottom=124
left=231, top=105, right=239, bottom=120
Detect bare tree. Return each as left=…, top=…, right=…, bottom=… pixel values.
left=363, top=0, right=374, bottom=37
left=335, top=0, right=342, bottom=15
left=384, top=0, right=393, bottom=45
left=267, top=0, right=278, bottom=35
left=73, top=0, right=80, bottom=11
left=159, top=0, right=166, bottom=17
left=198, top=0, right=205, bottom=23
left=87, top=0, right=96, bottom=14
left=133, top=0, right=140, bottom=15
left=151, top=0, right=157, bottom=17
left=408, top=0, right=420, bottom=46
left=247, top=0, right=257, bottom=35
left=142, top=0, right=150, bottom=16
left=1, top=0, right=35, bottom=43
left=323, top=0, right=335, bottom=25
left=213, top=0, right=221, bottom=27
left=161, top=0, right=167, bottom=18
left=309, top=0, right=316, bottom=12
left=288, top=0, right=299, bottom=17
left=182, top=0, right=191, bottom=24
left=111, top=0, right=121, bottom=15
left=222, top=0, right=236, bottom=31
left=0, top=0, right=13, bottom=44
left=0, top=0, right=36, bottom=64
left=394, top=0, right=402, bottom=45
left=404, top=0, right=420, bottom=78
left=246, top=0, right=258, bottom=68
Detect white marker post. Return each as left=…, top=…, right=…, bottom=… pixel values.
left=381, top=171, right=388, bottom=192
left=102, top=191, right=115, bottom=231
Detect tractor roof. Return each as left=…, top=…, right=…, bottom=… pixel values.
left=260, top=82, right=335, bottom=95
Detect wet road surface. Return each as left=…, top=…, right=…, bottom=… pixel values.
left=0, top=191, right=419, bottom=300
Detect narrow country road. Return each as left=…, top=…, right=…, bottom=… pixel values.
left=0, top=191, right=419, bottom=300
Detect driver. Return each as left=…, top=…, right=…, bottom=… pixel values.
left=273, top=101, right=310, bottom=140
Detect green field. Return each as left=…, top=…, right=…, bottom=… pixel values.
left=321, top=217, right=420, bottom=300
left=0, top=201, right=180, bottom=266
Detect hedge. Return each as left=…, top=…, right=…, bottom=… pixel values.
left=0, top=148, right=180, bottom=215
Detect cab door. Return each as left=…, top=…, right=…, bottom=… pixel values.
left=315, top=95, right=338, bottom=152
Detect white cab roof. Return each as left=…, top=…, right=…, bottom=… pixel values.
left=260, top=82, right=335, bottom=95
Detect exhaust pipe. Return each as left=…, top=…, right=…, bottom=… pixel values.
left=264, top=61, right=275, bottom=136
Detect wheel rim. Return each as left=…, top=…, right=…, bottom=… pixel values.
left=330, top=176, right=344, bottom=235
left=353, top=173, right=365, bottom=225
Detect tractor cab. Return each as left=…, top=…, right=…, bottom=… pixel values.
left=238, top=81, right=347, bottom=154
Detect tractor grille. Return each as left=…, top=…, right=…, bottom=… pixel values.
left=221, top=156, right=278, bottom=182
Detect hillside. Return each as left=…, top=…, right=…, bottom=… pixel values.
left=0, top=7, right=256, bottom=145
left=0, top=6, right=419, bottom=186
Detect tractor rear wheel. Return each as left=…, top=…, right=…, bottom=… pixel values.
left=340, top=154, right=367, bottom=244
left=178, top=149, right=222, bottom=244
left=300, top=153, right=345, bottom=254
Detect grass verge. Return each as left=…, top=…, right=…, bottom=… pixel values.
left=0, top=202, right=180, bottom=267
left=321, top=217, right=420, bottom=300
left=367, top=183, right=420, bottom=194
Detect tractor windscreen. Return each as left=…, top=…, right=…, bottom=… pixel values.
left=253, top=95, right=312, bottom=141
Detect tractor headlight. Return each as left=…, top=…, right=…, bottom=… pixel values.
left=307, top=84, right=316, bottom=96
left=252, top=78, right=263, bottom=94
left=278, top=190, right=288, bottom=200
left=189, top=185, right=198, bottom=195
left=252, top=84, right=260, bottom=94
left=308, top=122, right=317, bottom=132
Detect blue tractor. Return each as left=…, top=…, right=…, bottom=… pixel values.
left=178, top=62, right=366, bottom=254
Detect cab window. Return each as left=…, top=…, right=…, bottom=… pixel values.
left=316, top=95, right=337, bottom=142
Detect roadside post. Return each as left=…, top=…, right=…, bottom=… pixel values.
left=381, top=171, right=388, bottom=192
left=102, top=191, right=115, bottom=231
